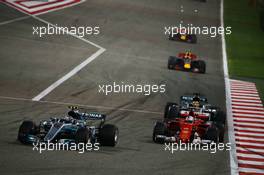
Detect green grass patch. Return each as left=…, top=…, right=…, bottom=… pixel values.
left=224, top=0, right=264, bottom=100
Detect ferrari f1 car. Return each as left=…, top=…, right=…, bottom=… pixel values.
left=17, top=107, right=119, bottom=146
left=168, top=51, right=206, bottom=73
left=153, top=93, right=225, bottom=144
left=169, top=28, right=197, bottom=43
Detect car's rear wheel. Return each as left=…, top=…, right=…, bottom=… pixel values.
left=191, top=60, right=206, bottom=73
left=168, top=56, right=176, bottom=69
left=99, top=124, right=119, bottom=146
left=153, top=122, right=166, bottom=143
left=189, top=34, right=197, bottom=43
left=18, top=120, right=37, bottom=144
left=164, top=102, right=179, bottom=119
left=198, top=60, right=206, bottom=73
left=204, top=127, right=218, bottom=143
left=75, top=127, right=89, bottom=143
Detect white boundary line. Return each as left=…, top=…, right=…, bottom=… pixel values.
left=32, top=48, right=105, bottom=101
left=220, top=0, right=238, bottom=175
left=0, top=96, right=163, bottom=115
left=2, top=1, right=106, bottom=101
left=0, top=15, right=30, bottom=26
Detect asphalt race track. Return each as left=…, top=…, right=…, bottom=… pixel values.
left=0, top=0, right=230, bottom=174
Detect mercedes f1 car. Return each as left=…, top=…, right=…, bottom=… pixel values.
left=153, top=94, right=225, bottom=144
left=168, top=51, right=206, bottom=73
left=169, top=28, right=197, bottom=44
left=17, top=107, right=119, bottom=147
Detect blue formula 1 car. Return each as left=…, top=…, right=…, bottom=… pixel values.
left=17, top=107, right=119, bottom=147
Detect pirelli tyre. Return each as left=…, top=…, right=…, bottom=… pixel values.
left=164, top=102, right=179, bottom=119
left=168, top=57, right=184, bottom=70
left=99, top=124, right=119, bottom=146
left=204, top=127, right=219, bottom=143
left=17, top=120, right=37, bottom=144
left=75, top=127, right=89, bottom=143
left=153, top=122, right=166, bottom=143
left=191, top=60, right=206, bottom=73
left=188, top=34, right=197, bottom=43
left=168, top=56, right=175, bottom=69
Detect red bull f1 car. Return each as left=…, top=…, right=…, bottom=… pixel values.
left=169, top=28, right=197, bottom=44
left=168, top=51, right=206, bottom=73
left=153, top=94, right=225, bottom=144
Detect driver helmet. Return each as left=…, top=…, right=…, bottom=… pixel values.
left=192, top=95, right=200, bottom=108
left=68, top=110, right=81, bottom=120
left=184, top=51, right=192, bottom=59
left=186, top=115, right=194, bottom=122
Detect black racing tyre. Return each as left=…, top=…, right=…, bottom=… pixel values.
left=169, top=33, right=179, bottom=41
left=190, top=34, right=197, bottom=43
left=213, top=110, right=226, bottom=143
left=191, top=60, right=206, bottom=73
left=204, top=127, right=218, bottom=143
left=99, top=124, right=119, bottom=146
left=75, top=127, right=89, bottom=143
left=191, top=61, right=199, bottom=72
left=18, top=120, right=37, bottom=144
left=211, top=108, right=226, bottom=125
left=198, top=60, right=206, bottom=73
left=153, top=122, right=166, bottom=143
left=164, top=102, right=179, bottom=119
left=218, top=124, right=225, bottom=143
left=168, top=56, right=176, bottom=69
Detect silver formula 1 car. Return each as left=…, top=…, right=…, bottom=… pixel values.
left=17, top=106, right=119, bottom=147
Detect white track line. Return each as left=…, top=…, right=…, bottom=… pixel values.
left=238, top=168, right=264, bottom=174
left=232, top=102, right=263, bottom=107
left=231, top=95, right=261, bottom=100
left=237, top=153, right=264, bottom=159
left=235, top=132, right=264, bottom=137
left=231, top=90, right=259, bottom=94
left=236, top=147, right=264, bottom=154
left=236, top=136, right=264, bottom=142
left=232, top=109, right=264, bottom=114
left=29, top=16, right=106, bottom=101
left=220, top=0, right=238, bottom=174
left=233, top=117, right=264, bottom=122
left=231, top=93, right=259, bottom=97
left=32, top=48, right=105, bottom=101
left=2, top=2, right=106, bottom=101
left=0, top=16, right=30, bottom=26
left=0, top=96, right=163, bottom=115
left=236, top=141, right=264, bottom=147
left=238, top=160, right=264, bottom=166
left=232, top=105, right=264, bottom=110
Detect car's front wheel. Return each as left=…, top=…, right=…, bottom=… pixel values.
left=18, top=120, right=37, bottom=144
left=99, top=124, right=119, bottom=146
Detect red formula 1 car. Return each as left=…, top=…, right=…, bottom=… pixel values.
left=169, top=28, right=197, bottom=44
left=168, top=51, right=206, bottom=73
left=152, top=94, right=225, bottom=144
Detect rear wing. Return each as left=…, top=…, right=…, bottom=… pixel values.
left=82, top=112, right=106, bottom=121
left=178, top=53, right=197, bottom=60
left=68, top=106, right=106, bottom=121
left=180, top=95, right=208, bottom=103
